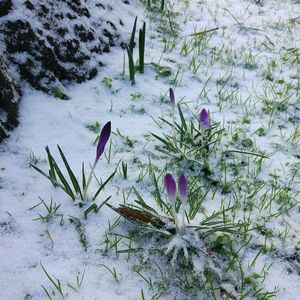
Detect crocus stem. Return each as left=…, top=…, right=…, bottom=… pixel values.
left=180, top=199, right=187, bottom=234
left=83, top=160, right=97, bottom=200
left=198, top=124, right=204, bottom=146
left=172, top=106, right=177, bottom=146
left=171, top=198, right=179, bottom=233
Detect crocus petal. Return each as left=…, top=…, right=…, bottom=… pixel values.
left=164, top=173, right=176, bottom=200
left=169, top=88, right=175, bottom=106
left=96, top=121, right=111, bottom=162
left=178, top=174, right=187, bottom=200
left=199, top=108, right=211, bottom=130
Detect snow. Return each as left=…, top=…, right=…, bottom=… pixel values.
left=1, top=0, right=300, bottom=299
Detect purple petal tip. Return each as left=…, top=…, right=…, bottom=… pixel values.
left=199, top=108, right=211, bottom=130
left=169, top=88, right=175, bottom=106
left=96, top=121, right=111, bottom=161
left=178, top=174, right=187, bottom=199
left=164, top=173, right=176, bottom=200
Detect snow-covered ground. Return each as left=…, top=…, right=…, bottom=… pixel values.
left=1, top=0, right=300, bottom=299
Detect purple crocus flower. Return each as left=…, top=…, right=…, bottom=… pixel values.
left=178, top=174, right=187, bottom=200
left=169, top=88, right=175, bottom=107
left=165, top=173, right=178, bottom=230
left=199, top=108, right=211, bottom=130
left=96, top=121, right=111, bottom=163
left=83, top=121, right=111, bottom=199
left=164, top=173, right=176, bottom=201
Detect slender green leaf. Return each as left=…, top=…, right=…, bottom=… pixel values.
left=93, top=170, right=116, bottom=200
left=129, top=16, right=138, bottom=54
left=45, top=146, right=57, bottom=183
left=126, top=45, right=135, bottom=84
left=133, top=187, right=157, bottom=213
left=57, top=145, right=83, bottom=200
left=84, top=203, right=98, bottom=219
left=82, top=162, right=86, bottom=190
left=51, top=158, right=75, bottom=200
left=152, top=173, right=170, bottom=213
left=40, top=263, right=64, bottom=297
left=177, top=104, right=187, bottom=131
left=225, top=149, right=269, bottom=158
left=84, top=196, right=111, bottom=219
left=151, top=133, right=175, bottom=150
left=41, top=285, right=52, bottom=300
left=139, top=22, right=146, bottom=73
left=30, top=164, right=70, bottom=196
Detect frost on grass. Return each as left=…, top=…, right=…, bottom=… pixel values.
left=1, top=0, right=300, bottom=299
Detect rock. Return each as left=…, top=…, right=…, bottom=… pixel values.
left=0, top=0, right=12, bottom=17
left=0, top=0, right=129, bottom=142
left=0, top=126, right=8, bottom=141
left=0, top=56, right=21, bottom=142
left=0, top=0, right=125, bottom=92
left=0, top=0, right=130, bottom=141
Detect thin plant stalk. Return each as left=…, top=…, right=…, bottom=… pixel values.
left=172, top=106, right=177, bottom=146
left=139, top=22, right=146, bottom=73
left=82, top=161, right=97, bottom=200
left=129, top=16, right=138, bottom=54
left=126, top=45, right=135, bottom=84
left=178, top=174, right=188, bottom=234
left=180, top=197, right=187, bottom=234
left=83, top=121, right=111, bottom=200
left=169, top=88, right=176, bottom=145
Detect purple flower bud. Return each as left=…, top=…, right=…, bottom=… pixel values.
left=199, top=108, right=211, bottom=130
left=164, top=173, right=176, bottom=201
left=96, top=121, right=111, bottom=162
left=169, top=88, right=175, bottom=106
left=178, top=174, right=187, bottom=200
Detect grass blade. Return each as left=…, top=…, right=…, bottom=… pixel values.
left=30, top=164, right=69, bottom=195
left=82, top=162, right=86, bottom=190
left=57, top=145, right=83, bottom=200
left=133, top=187, right=157, bottom=213
left=84, top=196, right=112, bottom=219
left=177, top=104, right=187, bottom=131
left=126, top=45, right=135, bottom=84
left=45, top=146, right=57, bottom=184
left=129, top=16, right=138, bottom=54
left=139, top=22, right=146, bottom=73
left=93, top=170, right=116, bottom=200
left=152, top=172, right=170, bottom=213
left=51, top=158, right=75, bottom=200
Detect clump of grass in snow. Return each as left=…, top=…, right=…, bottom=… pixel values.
left=107, top=170, right=242, bottom=244
left=152, top=90, right=224, bottom=165
left=29, top=197, right=63, bottom=224
left=105, top=169, right=280, bottom=298
left=52, top=86, right=71, bottom=100
left=152, top=89, right=269, bottom=195
left=86, top=121, right=100, bottom=133
left=139, top=22, right=146, bottom=73
left=31, top=121, right=116, bottom=218
left=41, top=263, right=85, bottom=298
left=21, top=1, right=300, bottom=298
left=125, top=17, right=147, bottom=84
